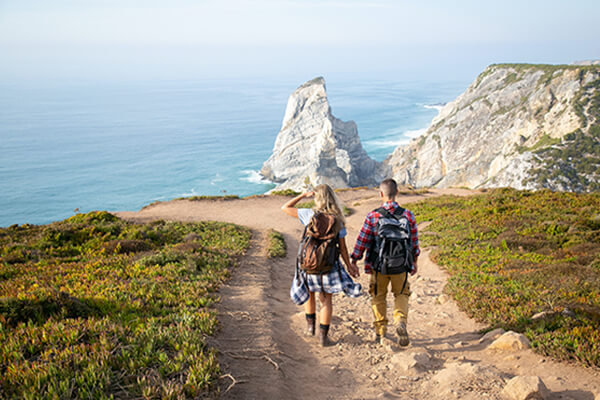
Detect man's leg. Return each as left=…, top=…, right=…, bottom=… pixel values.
left=390, top=272, right=410, bottom=346
left=369, top=272, right=390, bottom=338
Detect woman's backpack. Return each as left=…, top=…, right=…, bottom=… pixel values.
left=298, top=212, right=341, bottom=274
left=369, top=207, right=413, bottom=275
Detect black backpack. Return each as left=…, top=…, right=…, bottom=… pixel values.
left=298, top=213, right=341, bottom=275
left=368, top=207, right=413, bottom=275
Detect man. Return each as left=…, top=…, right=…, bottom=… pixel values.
left=351, top=179, right=419, bottom=346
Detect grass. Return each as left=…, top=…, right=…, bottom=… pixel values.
left=474, top=63, right=600, bottom=90
left=266, top=229, right=286, bottom=258
left=516, top=133, right=562, bottom=154
left=0, top=211, right=251, bottom=399
left=270, top=189, right=301, bottom=197
left=411, top=189, right=600, bottom=368
left=177, top=195, right=240, bottom=201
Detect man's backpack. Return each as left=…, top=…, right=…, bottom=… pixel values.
left=298, top=212, right=341, bottom=275
left=369, top=207, right=413, bottom=275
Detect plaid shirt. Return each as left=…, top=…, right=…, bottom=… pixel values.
left=351, top=201, right=419, bottom=274
left=290, top=262, right=362, bottom=305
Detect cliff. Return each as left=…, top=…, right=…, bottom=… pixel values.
left=384, top=64, right=600, bottom=192
left=260, top=77, right=380, bottom=190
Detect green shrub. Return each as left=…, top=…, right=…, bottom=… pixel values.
left=0, top=212, right=251, bottom=398
left=266, top=230, right=286, bottom=258
left=179, top=195, right=240, bottom=201
left=412, top=189, right=600, bottom=367
left=270, top=189, right=301, bottom=196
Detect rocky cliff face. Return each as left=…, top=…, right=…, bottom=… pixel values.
left=260, top=77, right=380, bottom=190
left=384, top=64, right=600, bottom=192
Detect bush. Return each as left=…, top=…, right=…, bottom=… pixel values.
left=0, top=212, right=251, bottom=398
left=270, top=189, right=301, bottom=196
left=266, top=230, right=286, bottom=258
left=412, top=189, right=600, bottom=367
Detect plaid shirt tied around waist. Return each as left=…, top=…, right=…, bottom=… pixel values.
left=290, top=261, right=362, bottom=305
left=350, top=201, right=420, bottom=274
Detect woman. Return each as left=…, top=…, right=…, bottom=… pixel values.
left=281, top=184, right=362, bottom=346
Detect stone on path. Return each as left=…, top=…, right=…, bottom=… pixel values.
left=501, top=376, right=550, bottom=400
left=391, top=351, right=431, bottom=371
left=488, top=331, right=531, bottom=351
left=479, top=327, right=506, bottom=343
left=432, top=362, right=482, bottom=386
left=436, top=293, right=450, bottom=304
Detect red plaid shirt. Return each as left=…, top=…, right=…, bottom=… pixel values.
left=351, top=201, right=419, bottom=274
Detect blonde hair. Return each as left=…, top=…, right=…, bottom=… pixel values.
left=313, top=184, right=345, bottom=223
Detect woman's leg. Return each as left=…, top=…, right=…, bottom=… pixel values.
left=318, top=292, right=334, bottom=346
left=318, top=292, right=333, bottom=325
left=305, top=292, right=316, bottom=315
left=304, top=292, right=316, bottom=335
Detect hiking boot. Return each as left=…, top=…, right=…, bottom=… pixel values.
left=319, top=324, right=334, bottom=347
left=375, top=334, right=384, bottom=345
left=305, top=313, right=316, bottom=336
left=396, top=322, right=410, bottom=347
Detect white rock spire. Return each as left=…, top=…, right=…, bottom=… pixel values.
left=261, top=77, right=380, bottom=190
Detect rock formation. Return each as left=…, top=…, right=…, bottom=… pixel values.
left=384, top=64, right=600, bottom=192
left=260, top=77, right=380, bottom=190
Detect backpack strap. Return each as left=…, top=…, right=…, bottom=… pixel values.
left=376, top=206, right=406, bottom=220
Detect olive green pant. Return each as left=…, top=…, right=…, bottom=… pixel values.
left=369, top=272, right=410, bottom=336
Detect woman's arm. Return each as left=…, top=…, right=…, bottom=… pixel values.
left=339, top=236, right=359, bottom=278
left=281, top=191, right=313, bottom=218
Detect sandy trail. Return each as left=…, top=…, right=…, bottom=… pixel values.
left=116, top=188, right=600, bottom=400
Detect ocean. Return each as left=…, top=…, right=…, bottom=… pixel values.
left=0, top=77, right=468, bottom=227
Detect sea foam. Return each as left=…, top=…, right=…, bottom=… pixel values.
left=241, top=170, right=272, bottom=185
left=423, top=103, right=446, bottom=111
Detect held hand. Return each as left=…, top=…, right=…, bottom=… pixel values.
left=304, top=191, right=315, bottom=198
left=349, top=259, right=360, bottom=278
left=410, top=262, right=418, bottom=276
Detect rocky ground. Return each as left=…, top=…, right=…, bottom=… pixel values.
left=117, top=188, right=600, bottom=400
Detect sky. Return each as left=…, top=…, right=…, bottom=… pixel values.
left=0, top=0, right=599, bottom=82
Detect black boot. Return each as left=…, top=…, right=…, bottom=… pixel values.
left=305, top=313, right=316, bottom=336
left=319, top=324, right=334, bottom=347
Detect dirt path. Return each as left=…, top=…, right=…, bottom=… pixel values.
left=116, top=188, right=600, bottom=400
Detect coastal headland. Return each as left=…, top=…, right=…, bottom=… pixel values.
left=2, top=63, right=600, bottom=398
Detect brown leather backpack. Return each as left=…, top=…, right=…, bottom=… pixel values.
left=298, top=212, right=341, bottom=274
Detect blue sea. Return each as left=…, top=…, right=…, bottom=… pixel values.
left=0, top=77, right=468, bottom=227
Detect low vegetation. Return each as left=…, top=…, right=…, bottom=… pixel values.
left=411, top=189, right=600, bottom=367
left=177, top=195, right=240, bottom=201
left=270, top=189, right=301, bottom=197
left=528, top=77, right=600, bottom=192
left=266, top=229, right=286, bottom=258
left=0, top=212, right=251, bottom=399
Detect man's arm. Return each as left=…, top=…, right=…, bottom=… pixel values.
left=351, top=213, right=375, bottom=261
left=407, top=210, right=420, bottom=275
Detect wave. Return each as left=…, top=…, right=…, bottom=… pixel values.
left=173, top=189, right=199, bottom=198
left=423, top=103, right=446, bottom=111
left=365, top=127, right=427, bottom=150
left=210, top=173, right=225, bottom=186
left=240, top=170, right=273, bottom=185
left=365, top=138, right=410, bottom=149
